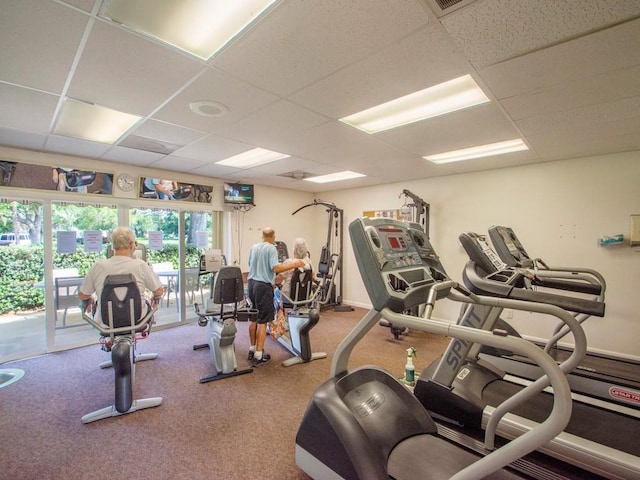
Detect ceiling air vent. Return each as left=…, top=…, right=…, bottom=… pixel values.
left=423, top=0, right=478, bottom=17
left=118, top=135, right=183, bottom=155
left=278, top=171, right=311, bottom=180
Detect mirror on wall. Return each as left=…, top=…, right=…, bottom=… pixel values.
left=1, top=161, right=113, bottom=195
left=139, top=177, right=212, bottom=203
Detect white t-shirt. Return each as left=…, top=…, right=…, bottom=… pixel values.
left=80, top=256, right=163, bottom=323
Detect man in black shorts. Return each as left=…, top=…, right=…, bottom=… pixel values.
left=247, top=227, right=304, bottom=366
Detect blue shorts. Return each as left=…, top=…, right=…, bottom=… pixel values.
left=248, top=279, right=275, bottom=324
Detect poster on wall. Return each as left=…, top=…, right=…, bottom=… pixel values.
left=139, top=177, right=212, bottom=203
left=0, top=160, right=113, bottom=194
left=362, top=209, right=401, bottom=220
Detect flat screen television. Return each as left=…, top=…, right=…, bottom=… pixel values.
left=223, top=182, right=254, bottom=205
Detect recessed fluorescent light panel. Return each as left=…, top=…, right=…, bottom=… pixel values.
left=340, top=74, right=490, bottom=134
left=216, top=148, right=289, bottom=169
left=304, top=171, right=365, bottom=184
left=101, top=0, right=278, bottom=61
left=424, top=139, right=528, bottom=164
left=53, top=98, right=141, bottom=144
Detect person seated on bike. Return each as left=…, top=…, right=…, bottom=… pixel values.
left=79, top=226, right=164, bottom=323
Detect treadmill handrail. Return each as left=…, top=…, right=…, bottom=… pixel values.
left=463, top=261, right=606, bottom=317
left=378, top=307, right=574, bottom=480
left=534, top=263, right=607, bottom=293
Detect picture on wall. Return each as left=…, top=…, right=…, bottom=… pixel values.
left=0, top=160, right=113, bottom=194
left=139, top=177, right=212, bottom=203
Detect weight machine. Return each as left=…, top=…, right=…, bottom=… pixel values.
left=399, top=188, right=430, bottom=237
left=292, top=199, right=352, bottom=312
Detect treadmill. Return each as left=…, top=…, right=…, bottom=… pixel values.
left=487, top=225, right=640, bottom=411
left=295, top=217, right=575, bottom=480
left=414, top=231, right=640, bottom=480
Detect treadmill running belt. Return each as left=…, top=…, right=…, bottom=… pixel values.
left=484, top=380, right=640, bottom=456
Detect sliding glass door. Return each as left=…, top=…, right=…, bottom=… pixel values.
left=1, top=195, right=220, bottom=362
left=51, top=201, right=117, bottom=349
left=0, top=199, right=45, bottom=362
left=129, top=207, right=214, bottom=325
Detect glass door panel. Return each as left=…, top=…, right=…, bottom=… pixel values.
left=184, top=211, right=213, bottom=316
left=51, top=202, right=117, bottom=349
left=0, top=199, right=45, bottom=362
left=130, top=207, right=181, bottom=326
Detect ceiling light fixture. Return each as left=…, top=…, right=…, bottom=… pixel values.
left=304, top=171, right=365, bottom=184
left=53, top=98, right=141, bottom=144
left=424, top=139, right=528, bottom=164
left=101, top=0, right=278, bottom=61
left=340, top=74, right=490, bottom=134
left=216, top=147, right=289, bottom=169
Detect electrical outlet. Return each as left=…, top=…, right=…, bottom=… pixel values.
left=504, top=309, right=513, bottom=320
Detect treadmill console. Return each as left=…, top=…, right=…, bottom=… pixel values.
left=488, top=225, right=533, bottom=268
left=349, top=217, right=450, bottom=312
left=459, top=232, right=524, bottom=288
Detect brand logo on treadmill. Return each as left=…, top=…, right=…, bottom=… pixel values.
left=354, top=392, right=385, bottom=418
left=609, top=387, right=640, bottom=405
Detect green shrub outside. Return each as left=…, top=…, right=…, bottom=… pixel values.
left=0, top=244, right=201, bottom=315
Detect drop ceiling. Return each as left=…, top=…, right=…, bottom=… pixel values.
left=0, top=0, right=639, bottom=193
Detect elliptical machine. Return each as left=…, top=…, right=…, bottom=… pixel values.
left=274, top=267, right=326, bottom=367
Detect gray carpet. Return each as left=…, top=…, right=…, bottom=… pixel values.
left=0, top=307, right=448, bottom=480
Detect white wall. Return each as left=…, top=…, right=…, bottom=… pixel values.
left=226, top=186, right=319, bottom=271
left=321, top=151, right=640, bottom=359
left=4, top=145, right=639, bottom=358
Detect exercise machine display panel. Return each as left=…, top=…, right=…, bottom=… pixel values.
left=348, top=217, right=450, bottom=313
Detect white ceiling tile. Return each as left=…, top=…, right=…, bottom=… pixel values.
left=128, top=119, right=207, bottom=147
left=377, top=103, right=524, bottom=158
left=0, top=83, right=59, bottom=133
left=148, top=155, right=211, bottom=172
left=218, top=100, right=328, bottom=149
left=516, top=96, right=640, bottom=137
left=0, top=127, right=47, bottom=151
left=213, top=0, right=432, bottom=96
left=172, top=134, right=253, bottom=163
left=0, top=0, right=88, bottom=94
left=44, top=134, right=112, bottom=158
left=100, top=144, right=165, bottom=166
left=152, top=67, right=279, bottom=131
left=442, top=0, right=640, bottom=68
left=479, top=19, right=640, bottom=100
left=290, top=24, right=471, bottom=119
left=68, top=21, right=204, bottom=115
left=500, top=66, right=640, bottom=121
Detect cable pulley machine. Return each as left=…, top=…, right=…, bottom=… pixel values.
left=292, top=199, right=353, bottom=312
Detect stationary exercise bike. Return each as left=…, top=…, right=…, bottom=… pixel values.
left=81, top=274, right=162, bottom=423
left=193, top=265, right=255, bottom=383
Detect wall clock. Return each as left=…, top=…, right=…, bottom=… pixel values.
left=116, top=173, right=135, bottom=192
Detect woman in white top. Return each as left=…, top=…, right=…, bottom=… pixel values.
left=279, top=237, right=313, bottom=300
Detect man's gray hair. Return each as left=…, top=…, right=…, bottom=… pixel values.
left=111, top=227, right=136, bottom=250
